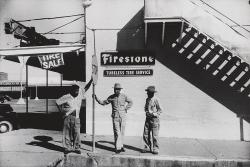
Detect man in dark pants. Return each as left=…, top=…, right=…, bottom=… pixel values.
left=94, top=83, right=133, bottom=153
left=142, top=86, right=162, bottom=154
left=56, top=78, right=92, bottom=154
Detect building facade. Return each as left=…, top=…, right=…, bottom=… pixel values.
left=84, top=0, right=250, bottom=140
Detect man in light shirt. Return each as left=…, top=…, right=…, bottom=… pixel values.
left=142, top=86, right=162, bottom=154
left=94, top=83, right=133, bottom=154
left=56, top=78, right=92, bottom=154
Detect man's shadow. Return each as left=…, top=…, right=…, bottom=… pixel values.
left=26, top=136, right=65, bottom=153
left=81, top=140, right=142, bottom=152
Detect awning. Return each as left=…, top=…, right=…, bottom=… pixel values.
left=0, top=44, right=86, bottom=81
left=0, top=44, right=84, bottom=57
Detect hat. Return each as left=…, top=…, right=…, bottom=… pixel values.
left=113, top=83, right=123, bottom=89
left=145, top=86, right=157, bottom=92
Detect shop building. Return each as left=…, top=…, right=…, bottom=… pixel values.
left=84, top=0, right=250, bottom=140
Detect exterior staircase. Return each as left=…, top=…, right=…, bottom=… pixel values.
left=146, top=20, right=250, bottom=123
left=172, top=22, right=250, bottom=98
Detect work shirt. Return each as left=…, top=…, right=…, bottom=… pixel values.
left=56, top=83, right=86, bottom=119
left=97, top=93, right=133, bottom=117
left=144, top=97, right=162, bottom=118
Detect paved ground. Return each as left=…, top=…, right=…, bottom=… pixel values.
left=0, top=129, right=250, bottom=167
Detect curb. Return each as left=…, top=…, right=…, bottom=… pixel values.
left=50, top=153, right=250, bottom=167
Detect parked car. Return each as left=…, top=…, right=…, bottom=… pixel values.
left=0, top=94, right=12, bottom=103
left=0, top=104, right=18, bottom=133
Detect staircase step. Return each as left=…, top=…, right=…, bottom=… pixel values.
left=214, top=56, right=241, bottom=80
left=206, top=50, right=232, bottom=74
left=198, top=45, right=224, bottom=70
left=233, top=70, right=250, bottom=91
left=223, top=62, right=249, bottom=85
left=189, top=39, right=214, bottom=64
left=181, top=34, right=207, bottom=58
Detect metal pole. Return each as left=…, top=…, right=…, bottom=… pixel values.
left=92, top=83, right=96, bottom=152
left=83, top=7, right=87, bottom=44
left=26, top=64, right=28, bottom=113
left=178, top=19, right=184, bottom=44
left=46, top=69, right=48, bottom=114
left=60, top=74, right=63, bottom=86
left=240, top=116, right=244, bottom=141
left=89, top=12, right=96, bottom=153
left=20, top=62, right=23, bottom=99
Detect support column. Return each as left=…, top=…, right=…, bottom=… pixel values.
left=178, top=20, right=184, bottom=44
left=240, top=116, right=244, bottom=141
left=46, top=69, right=48, bottom=114
left=26, top=65, right=28, bottom=113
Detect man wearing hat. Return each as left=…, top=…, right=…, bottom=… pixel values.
left=94, top=83, right=133, bottom=153
left=142, top=86, right=162, bottom=154
left=56, top=78, right=93, bottom=154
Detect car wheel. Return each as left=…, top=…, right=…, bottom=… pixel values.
left=0, top=120, right=13, bottom=133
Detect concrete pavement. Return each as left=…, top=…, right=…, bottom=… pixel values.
left=0, top=129, right=250, bottom=167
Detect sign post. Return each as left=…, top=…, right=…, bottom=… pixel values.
left=92, top=53, right=98, bottom=152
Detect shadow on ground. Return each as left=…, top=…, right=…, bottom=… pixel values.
left=81, top=140, right=142, bottom=153
left=26, top=135, right=65, bottom=153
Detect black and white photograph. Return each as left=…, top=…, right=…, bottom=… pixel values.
left=0, top=0, right=250, bottom=166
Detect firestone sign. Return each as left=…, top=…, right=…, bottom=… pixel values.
left=38, top=53, right=64, bottom=69
left=100, top=51, right=155, bottom=66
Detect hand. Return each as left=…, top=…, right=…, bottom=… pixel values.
left=92, top=94, right=97, bottom=100
left=146, top=112, right=153, bottom=117
left=152, top=112, right=158, bottom=117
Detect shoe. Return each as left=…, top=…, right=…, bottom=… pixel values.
left=115, top=149, right=122, bottom=154
left=121, top=147, right=126, bottom=152
left=74, top=149, right=81, bottom=154
left=152, top=149, right=159, bottom=155
left=141, top=147, right=150, bottom=153
left=64, top=149, right=71, bottom=154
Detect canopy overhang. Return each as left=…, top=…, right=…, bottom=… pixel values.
left=0, top=44, right=85, bottom=57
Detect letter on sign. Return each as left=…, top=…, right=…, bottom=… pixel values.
left=38, top=53, right=64, bottom=69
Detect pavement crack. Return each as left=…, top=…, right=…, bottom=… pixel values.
left=195, top=139, right=218, bottom=160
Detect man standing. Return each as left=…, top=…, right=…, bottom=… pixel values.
left=94, top=83, right=133, bottom=153
left=142, top=86, right=162, bottom=154
left=56, top=78, right=92, bottom=154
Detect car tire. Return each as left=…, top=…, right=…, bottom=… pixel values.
left=0, top=120, right=13, bottom=133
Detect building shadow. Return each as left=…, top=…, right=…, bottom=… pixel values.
left=81, top=140, right=115, bottom=152
left=97, top=140, right=143, bottom=152
left=81, top=140, right=142, bottom=153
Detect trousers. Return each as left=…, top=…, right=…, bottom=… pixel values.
left=143, top=117, right=160, bottom=151
left=112, top=112, right=126, bottom=150
left=62, top=115, right=81, bottom=151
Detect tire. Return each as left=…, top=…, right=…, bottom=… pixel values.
left=0, top=120, right=13, bottom=133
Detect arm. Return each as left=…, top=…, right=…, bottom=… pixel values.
left=94, top=95, right=110, bottom=106
left=125, top=96, right=133, bottom=110
left=84, top=77, right=93, bottom=92
left=153, top=99, right=162, bottom=116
